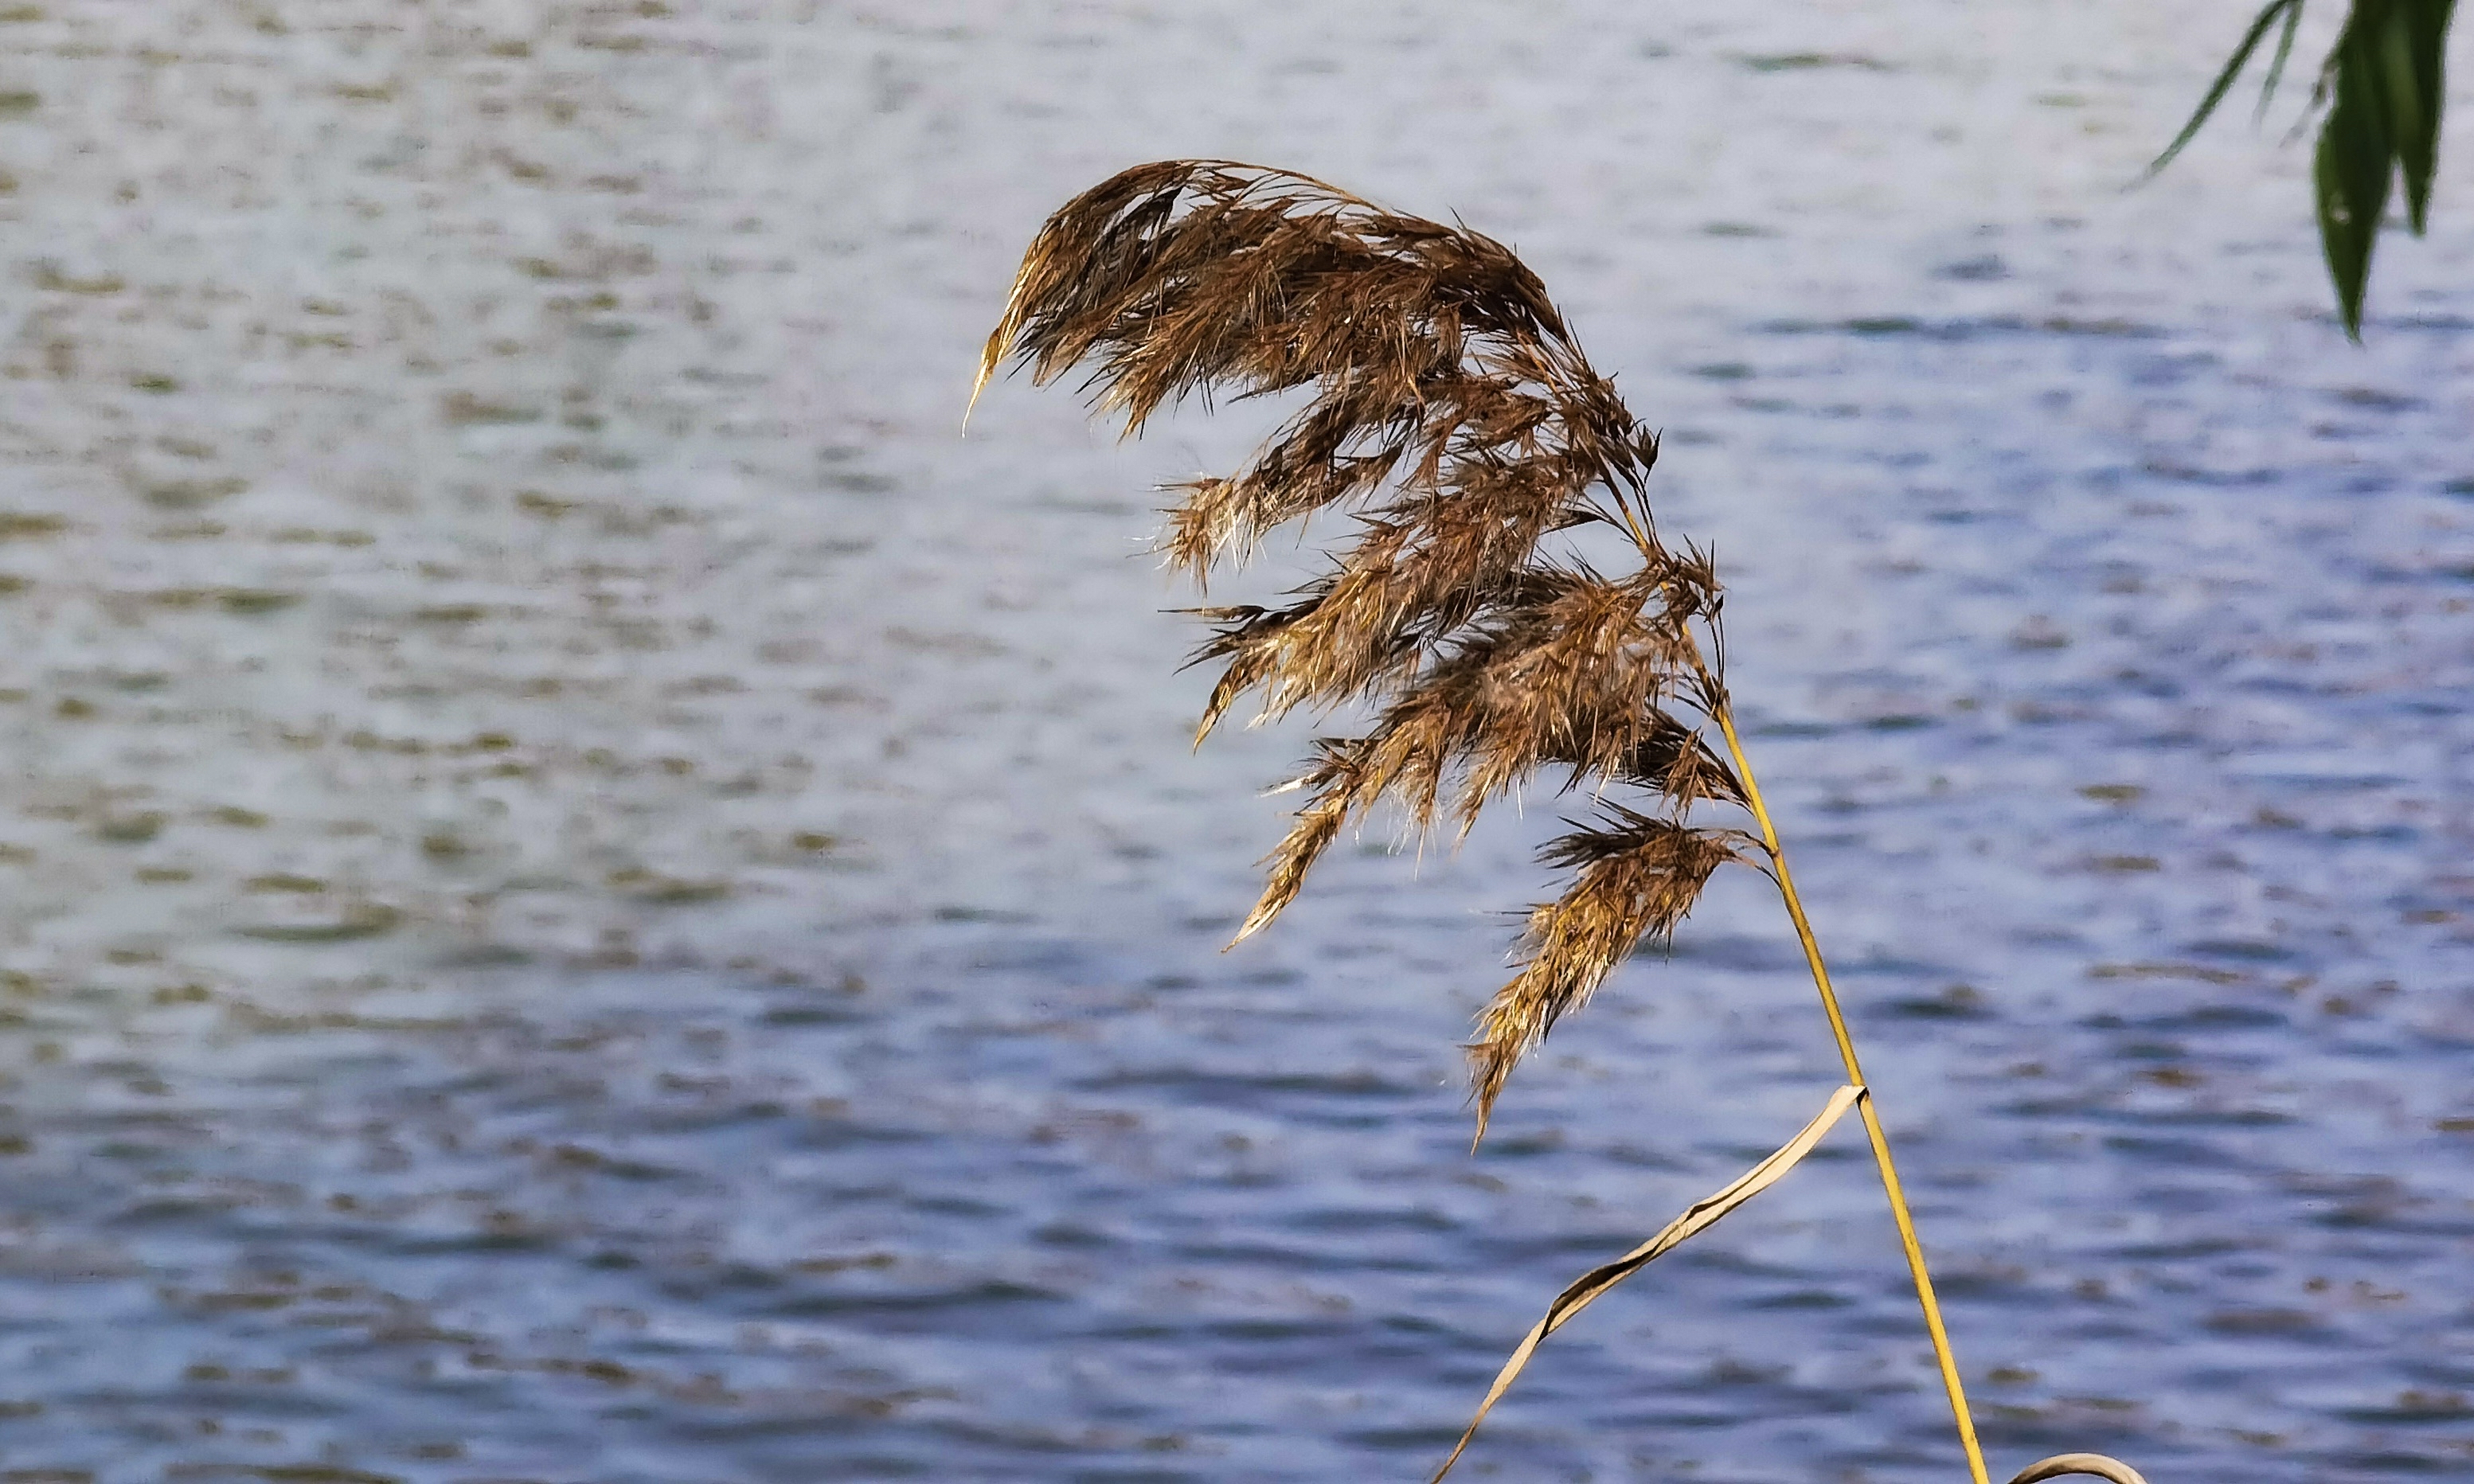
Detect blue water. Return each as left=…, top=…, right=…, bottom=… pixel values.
left=0, top=2, right=2469, bottom=1480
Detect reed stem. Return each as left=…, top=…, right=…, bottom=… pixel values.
left=990, top=161, right=2158, bottom=1484
left=1708, top=698, right=1991, bottom=1484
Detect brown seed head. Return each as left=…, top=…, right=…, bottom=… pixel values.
left=982, top=161, right=1748, bottom=1134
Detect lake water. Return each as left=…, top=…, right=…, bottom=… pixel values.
left=0, top=2, right=2470, bottom=1480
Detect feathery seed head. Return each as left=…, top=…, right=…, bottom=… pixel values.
left=982, top=161, right=1747, bottom=1136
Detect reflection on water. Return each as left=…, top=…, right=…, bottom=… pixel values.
left=0, top=2, right=2469, bottom=1479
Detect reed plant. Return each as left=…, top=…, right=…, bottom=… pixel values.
left=975, top=160, right=2149, bottom=1484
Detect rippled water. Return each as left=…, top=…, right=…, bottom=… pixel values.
left=1, top=2, right=2472, bottom=1480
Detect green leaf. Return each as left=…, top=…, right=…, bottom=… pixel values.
left=2316, top=21, right=2398, bottom=339
left=2146, top=0, right=2305, bottom=179
left=2154, top=1, right=2454, bottom=340
left=2257, top=0, right=2308, bottom=122
left=2386, top=0, right=2454, bottom=231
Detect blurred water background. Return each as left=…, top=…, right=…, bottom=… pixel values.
left=0, top=2, right=2470, bottom=1480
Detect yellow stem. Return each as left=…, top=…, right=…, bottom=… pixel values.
left=1710, top=698, right=1991, bottom=1484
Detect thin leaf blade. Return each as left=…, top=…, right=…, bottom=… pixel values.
left=2145, top=0, right=2303, bottom=180
left=1431, top=1085, right=1865, bottom=1482
left=2256, top=0, right=2308, bottom=122
left=2391, top=0, right=2455, bottom=230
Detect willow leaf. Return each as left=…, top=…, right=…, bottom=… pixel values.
left=2390, top=0, right=2455, bottom=230
left=2257, top=0, right=2307, bottom=122
left=2146, top=0, right=2302, bottom=178
left=2316, top=20, right=2396, bottom=339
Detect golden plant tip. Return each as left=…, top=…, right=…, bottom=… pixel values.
left=1432, top=1085, right=1865, bottom=1482
left=963, top=323, right=1008, bottom=435
left=967, top=250, right=1042, bottom=435
left=961, top=361, right=991, bottom=435
left=2005, top=1455, right=2150, bottom=1484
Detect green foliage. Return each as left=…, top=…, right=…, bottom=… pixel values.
left=2149, top=0, right=2308, bottom=172
left=2155, top=0, right=2455, bottom=339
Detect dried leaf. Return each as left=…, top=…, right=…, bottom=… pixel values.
left=1432, top=1084, right=1866, bottom=1482
left=2004, top=1455, right=2152, bottom=1484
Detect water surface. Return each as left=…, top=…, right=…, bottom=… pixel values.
left=0, top=2, right=2470, bottom=1480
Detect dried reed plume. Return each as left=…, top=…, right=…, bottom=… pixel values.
left=978, top=159, right=2148, bottom=1484
left=974, top=158, right=1747, bottom=1140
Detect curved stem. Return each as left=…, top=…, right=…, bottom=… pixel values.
left=1709, top=699, right=1991, bottom=1484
